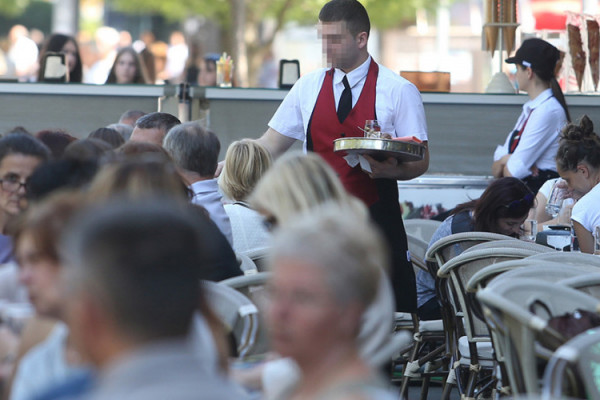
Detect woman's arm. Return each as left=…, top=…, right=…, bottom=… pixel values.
left=573, top=220, right=594, bottom=254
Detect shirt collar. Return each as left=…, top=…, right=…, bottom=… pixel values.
left=523, top=88, right=553, bottom=112
left=333, top=56, right=371, bottom=88
left=189, top=179, right=219, bottom=195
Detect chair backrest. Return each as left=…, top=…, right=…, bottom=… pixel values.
left=236, top=252, right=259, bottom=275
left=404, top=218, right=442, bottom=243
left=477, top=279, right=600, bottom=395
left=542, top=328, right=600, bottom=399
left=464, top=239, right=556, bottom=254
left=202, top=280, right=259, bottom=358
left=220, top=272, right=271, bottom=355
left=466, top=260, right=597, bottom=293
left=426, top=231, right=516, bottom=269
left=488, top=264, right=600, bottom=289
left=438, top=247, right=539, bottom=340
left=559, top=272, right=600, bottom=299
left=244, top=247, right=270, bottom=272
left=406, top=233, right=429, bottom=273
left=527, top=251, right=600, bottom=267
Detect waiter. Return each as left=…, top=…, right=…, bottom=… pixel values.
left=254, top=0, right=429, bottom=312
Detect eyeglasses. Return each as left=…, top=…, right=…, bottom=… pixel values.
left=0, top=175, right=28, bottom=193
left=503, top=193, right=534, bottom=211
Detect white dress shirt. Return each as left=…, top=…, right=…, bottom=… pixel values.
left=269, top=56, right=428, bottom=150
left=494, top=88, right=567, bottom=179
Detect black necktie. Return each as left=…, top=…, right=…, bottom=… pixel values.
left=337, top=76, right=352, bottom=123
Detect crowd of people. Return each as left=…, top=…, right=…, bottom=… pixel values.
left=0, top=0, right=597, bottom=399
left=0, top=25, right=237, bottom=86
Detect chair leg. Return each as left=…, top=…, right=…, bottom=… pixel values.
left=419, top=375, right=431, bottom=400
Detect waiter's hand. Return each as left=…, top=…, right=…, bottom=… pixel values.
left=361, top=154, right=399, bottom=179
left=214, top=160, right=225, bottom=178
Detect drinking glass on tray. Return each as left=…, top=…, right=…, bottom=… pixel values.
left=363, top=120, right=382, bottom=139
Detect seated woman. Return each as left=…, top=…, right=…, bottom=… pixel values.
left=105, top=47, right=149, bottom=84
left=218, top=140, right=272, bottom=256
left=556, top=115, right=600, bottom=254
left=417, top=177, right=534, bottom=321
left=267, top=204, right=397, bottom=400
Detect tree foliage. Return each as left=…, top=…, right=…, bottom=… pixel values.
left=0, top=0, right=30, bottom=18
left=110, top=0, right=441, bottom=84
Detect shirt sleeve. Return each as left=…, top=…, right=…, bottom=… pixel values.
left=505, top=106, right=563, bottom=179
left=392, top=83, right=428, bottom=141
left=571, top=184, right=600, bottom=233
left=268, top=80, right=306, bottom=142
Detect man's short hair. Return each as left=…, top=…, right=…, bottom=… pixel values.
left=61, top=199, right=214, bottom=342
left=319, top=0, right=370, bottom=37
left=163, top=122, right=220, bottom=177
left=0, top=133, right=51, bottom=164
left=134, top=112, right=181, bottom=133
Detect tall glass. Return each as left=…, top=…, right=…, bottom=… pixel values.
left=545, top=179, right=566, bottom=218
left=594, top=226, right=600, bottom=255
left=521, top=219, right=537, bottom=242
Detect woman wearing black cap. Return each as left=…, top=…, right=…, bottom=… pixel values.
left=492, top=38, right=570, bottom=193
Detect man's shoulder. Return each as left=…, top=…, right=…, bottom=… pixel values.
left=376, top=63, right=414, bottom=87
left=293, top=68, right=328, bottom=88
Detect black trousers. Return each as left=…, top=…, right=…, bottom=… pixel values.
left=370, top=179, right=417, bottom=313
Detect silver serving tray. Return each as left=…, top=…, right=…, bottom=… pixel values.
left=333, top=137, right=425, bottom=162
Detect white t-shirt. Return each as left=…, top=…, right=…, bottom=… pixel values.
left=269, top=56, right=428, bottom=150
left=493, top=89, right=567, bottom=179
left=538, top=177, right=558, bottom=199
left=571, top=182, right=600, bottom=234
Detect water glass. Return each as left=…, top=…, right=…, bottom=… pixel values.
left=595, top=226, right=600, bottom=255
left=364, top=120, right=382, bottom=138
left=521, top=219, right=537, bottom=242
left=545, top=180, right=566, bottom=218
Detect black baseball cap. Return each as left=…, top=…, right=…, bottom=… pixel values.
left=505, top=38, right=560, bottom=79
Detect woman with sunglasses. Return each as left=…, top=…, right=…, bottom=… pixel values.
left=492, top=38, right=570, bottom=194
left=556, top=115, right=600, bottom=254
left=417, top=177, right=534, bottom=321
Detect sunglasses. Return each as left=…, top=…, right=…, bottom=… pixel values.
left=503, top=193, right=534, bottom=211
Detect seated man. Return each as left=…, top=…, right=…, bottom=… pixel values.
left=163, top=122, right=233, bottom=245
left=129, top=112, right=180, bottom=146
left=61, top=198, right=248, bottom=399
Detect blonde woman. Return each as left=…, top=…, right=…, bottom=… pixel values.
left=249, top=151, right=365, bottom=229
left=219, top=140, right=272, bottom=256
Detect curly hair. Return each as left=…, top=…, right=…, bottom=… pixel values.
left=556, top=115, right=600, bottom=172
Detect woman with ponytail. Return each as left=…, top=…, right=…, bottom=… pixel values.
left=556, top=115, right=600, bottom=253
left=493, top=38, right=570, bottom=193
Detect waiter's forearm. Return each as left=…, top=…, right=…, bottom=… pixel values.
left=395, top=157, right=429, bottom=180
left=395, top=142, right=429, bottom=180
left=256, top=128, right=297, bottom=159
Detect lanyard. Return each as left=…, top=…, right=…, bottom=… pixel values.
left=509, top=109, right=534, bottom=154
